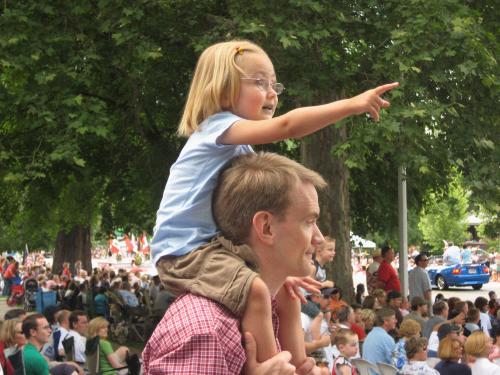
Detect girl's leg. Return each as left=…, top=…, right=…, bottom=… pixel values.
left=275, top=287, right=307, bottom=367
left=241, top=277, right=279, bottom=362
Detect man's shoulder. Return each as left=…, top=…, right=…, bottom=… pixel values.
left=152, top=294, right=240, bottom=340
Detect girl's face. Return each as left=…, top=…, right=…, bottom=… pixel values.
left=14, top=322, right=27, bottom=347
left=98, top=325, right=109, bottom=339
left=451, top=341, right=463, bottom=360
left=233, top=53, right=278, bottom=121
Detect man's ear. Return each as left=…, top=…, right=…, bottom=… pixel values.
left=251, top=211, right=275, bottom=246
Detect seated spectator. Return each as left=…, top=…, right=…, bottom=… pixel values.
left=350, top=304, right=367, bottom=344
left=475, top=297, right=492, bottom=337
left=355, top=284, right=365, bottom=305
left=362, top=308, right=396, bottom=365
left=1, top=319, right=26, bottom=357
left=67, top=311, right=88, bottom=365
left=489, top=326, right=500, bottom=364
left=387, top=290, right=404, bottom=327
left=362, top=295, right=381, bottom=311
left=94, top=287, right=109, bottom=319
left=148, top=276, right=161, bottom=304
left=329, top=287, right=348, bottom=318
left=400, top=296, right=410, bottom=317
left=424, top=301, right=449, bottom=339
left=332, top=329, right=359, bottom=375
left=87, top=317, right=130, bottom=373
left=373, top=289, right=387, bottom=309
left=0, top=319, right=25, bottom=375
left=404, top=296, right=428, bottom=331
left=392, top=318, right=421, bottom=369
left=152, top=285, right=175, bottom=316
left=464, top=331, right=500, bottom=375
left=118, top=282, right=139, bottom=308
left=434, top=337, right=471, bottom=375
left=401, top=337, right=439, bottom=375
left=360, top=309, right=376, bottom=334
left=4, top=309, right=27, bottom=321
left=51, top=310, right=71, bottom=361
left=464, top=308, right=481, bottom=337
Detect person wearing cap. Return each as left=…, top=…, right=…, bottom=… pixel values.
left=428, top=323, right=464, bottom=358
left=301, top=288, right=336, bottom=373
left=408, top=254, right=432, bottom=308
left=377, top=245, right=401, bottom=292
left=404, top=296, right=428, bottom=331
left=366, top=249, right=382, bottom=295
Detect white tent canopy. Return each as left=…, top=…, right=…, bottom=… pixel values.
left=350, top=232, right=376, bottom=249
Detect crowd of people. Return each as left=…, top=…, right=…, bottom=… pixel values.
left=301, top=239, right=500, bottom=375
left=0, top=255, right=174, bottom=375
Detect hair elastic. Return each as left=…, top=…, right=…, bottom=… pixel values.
left=235, top=46, right=244, bottom=55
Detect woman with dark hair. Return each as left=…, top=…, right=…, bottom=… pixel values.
left=362, top=295, right=381, bottom=310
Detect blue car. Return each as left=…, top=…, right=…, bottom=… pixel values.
left=427, top=260, right=490, bottom=290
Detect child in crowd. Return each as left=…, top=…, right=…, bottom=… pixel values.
left=151, top=39, right=398, bottom=366
left=332, top=329, right=359, bottom=375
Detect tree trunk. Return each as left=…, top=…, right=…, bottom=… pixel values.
left=52, top=224, right=92, bottom=275
left=301, top=126, right=354, bottom=302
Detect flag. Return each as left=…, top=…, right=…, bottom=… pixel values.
left=109, top=239, right=120, bottom=255
left=23, top=243, right=29, bottom=265
left=140, top=232, right=150, bottom=254
left=124, top=234, right=134, bottom=254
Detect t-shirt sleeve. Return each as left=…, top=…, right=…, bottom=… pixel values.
left=378, top=264, right=389, bottom=282
left=100, top=340, right=114, bottom=356
left=202, top=112, right=243, bottom=147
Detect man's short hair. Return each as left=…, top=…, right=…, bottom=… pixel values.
left=414, top=253, right=427, bottom=264
left=387, top=290, right=402, bottom=301
left=4, top=308, right=26, bottom=321
left=433, top=301, right=448, bottom=315
left=213, top=152, right=327, bottom=244
left=474, top=296, right=488, bottom=311
left=69, top=310, right=87, bottom=329
left=411, top=296, right=427, bottom=310
left=337, top=306, right=353, bottom=323
left=375, top=308, right=395, bottom=326
left=381, top=245, right=392, bottom=257
left=56, top=310, right=71, bottom=325
left=22, top=313, right=44, bottom=338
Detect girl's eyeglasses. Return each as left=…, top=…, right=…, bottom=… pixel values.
left=240, top=78, right=285, bottom=95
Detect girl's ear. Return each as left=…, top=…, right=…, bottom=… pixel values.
left=251, top=211, right=274, bottom=246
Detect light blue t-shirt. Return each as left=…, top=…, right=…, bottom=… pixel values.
left=151, top=112, right=253, bottom=265
left=362, top=327, right=395, bottom=366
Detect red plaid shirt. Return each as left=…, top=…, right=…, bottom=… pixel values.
left=142, top=293, right=280, bottom=374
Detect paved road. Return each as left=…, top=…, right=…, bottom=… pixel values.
left=432, top=281, right=500, bottom=302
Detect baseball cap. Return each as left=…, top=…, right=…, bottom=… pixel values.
left=320, top=287, right=339, bottom=297
left=437, top=323, right=462, bottom=341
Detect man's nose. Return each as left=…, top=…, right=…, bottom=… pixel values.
left=312, top=224, right=325, bottom=245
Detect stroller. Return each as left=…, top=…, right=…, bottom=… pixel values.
left=7, top=284, right=24, bottom=306
left=24, top=278, right=38, bottom=311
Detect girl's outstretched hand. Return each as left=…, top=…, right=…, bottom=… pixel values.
left=283, top=276, right=322, bottom=304
left=351, top=82, right=399, bottom=121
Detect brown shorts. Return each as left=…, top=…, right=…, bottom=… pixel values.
left=156, top=235, right=259, bottom=317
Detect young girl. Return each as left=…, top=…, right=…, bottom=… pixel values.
left=151, top=39, right=398, bottom=367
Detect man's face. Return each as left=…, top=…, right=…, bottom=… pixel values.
left=32, top=318, right=51, bottom=345
left=390, top=297, right=402, bottom=308
left=385, top=249, right=395, bottom=262
left=418, top=255, right=429, bottom=269
left=271, top=182, right=324, bottom=278
left=384, top=315, right=397, bottom=331
left=418, top=304, right=428, bottom=314
left=74, top=315, right=88, bottom=335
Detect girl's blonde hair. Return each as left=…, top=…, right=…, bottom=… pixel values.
left=87, top=317, right=109, bottom=338
left=178, top=40, right=268, bottom=137
left=464, top=331, right=491, bottom=358
left=399, top=318, right=421, bottom=338
left=0, top=319, right=22, bottom=347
